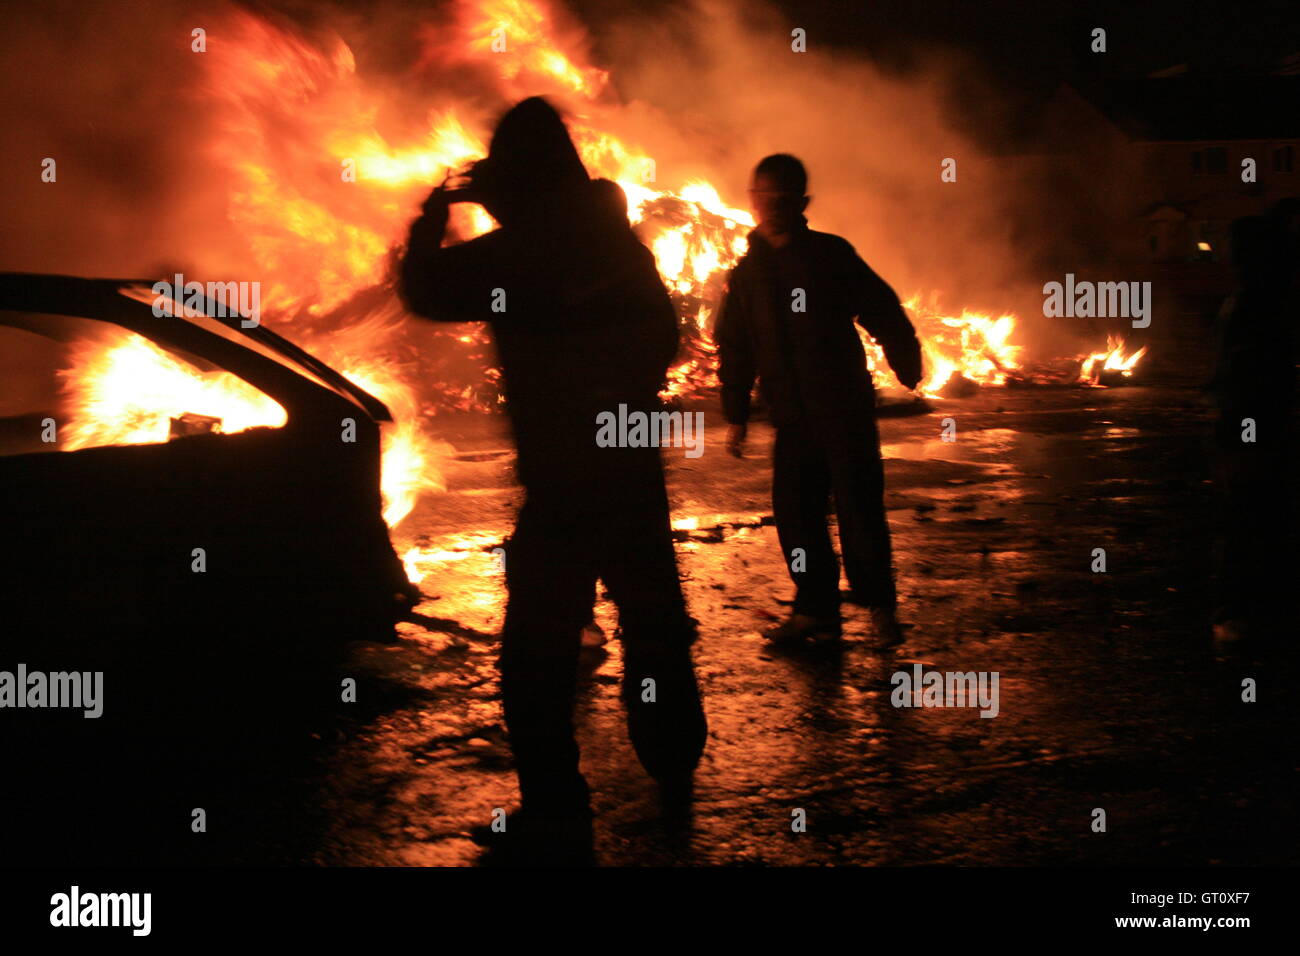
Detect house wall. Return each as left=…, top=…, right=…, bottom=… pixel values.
left=1136, top=139, right=1300, bottom=261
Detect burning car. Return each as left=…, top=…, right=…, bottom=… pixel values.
left=0, top=272, right=417, bottom=652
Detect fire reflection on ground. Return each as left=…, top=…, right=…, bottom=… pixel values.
left=317, top=387, right=1291, bottom=866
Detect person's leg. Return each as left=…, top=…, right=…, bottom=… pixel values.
left=499, top=493, right=596, bottom=813
left=1220, top=413, right=1292, bottom=639
left=772, top=423, right=840, bottom=620
left=824, top=414, right=898, bottom=611
left=597, top=451, right=705, bottom=785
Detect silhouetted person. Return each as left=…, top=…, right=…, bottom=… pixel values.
left=1212, top=198, right=1298, bottom=647
left=716, top=154, right=921, bottom=646
left=399, top=98, right=706, bottom=862
left=576, top=177, right=630, bottom=652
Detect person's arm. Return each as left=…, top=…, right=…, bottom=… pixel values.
left=398, top=189, right=510, bottom=323
left=715, top=269, right=758, bottom=424
left=640, top=245, right=681, bottom=387
left=847, top=246, right=923, bottom=390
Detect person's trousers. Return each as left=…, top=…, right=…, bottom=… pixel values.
left=1217, top=408, right=1294, bottom=627
left=772, top=414, right=897, bottom=620
left=499, top=450, right=696, bottom=811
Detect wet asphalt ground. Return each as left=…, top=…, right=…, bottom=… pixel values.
left=307, top=385, right=1297, bottom=866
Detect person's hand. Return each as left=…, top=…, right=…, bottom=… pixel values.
left=421, top=189, right=449, bottom=216
left=422, top=163, right=481, bottom=215
left=421, top=173, right=455, bottom=217
left=439, top=161, right=486, bottom=205
left=726, top=423, right=747, bottom=458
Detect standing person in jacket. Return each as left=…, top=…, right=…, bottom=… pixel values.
left=716, top=153, right=922, bottom=646
left=399, top=97, right=707, bottom=863
left=1211, top=198, right=1298, bottom=648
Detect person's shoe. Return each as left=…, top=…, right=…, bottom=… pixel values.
left=472, top=805, right=594, bottom=867
left=622, top=648, right=708, bottom=789
left=762, top=613, right=843, bottom=643
left=869, top=607, right=907, bottom=648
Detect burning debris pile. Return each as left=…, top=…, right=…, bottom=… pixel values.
left=54, top=0, right=1146, bottom=533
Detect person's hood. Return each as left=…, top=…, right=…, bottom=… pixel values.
left=475, top=96, right=590, bottom=199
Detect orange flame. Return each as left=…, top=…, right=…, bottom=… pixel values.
left=337, top=363, right=447, bottom=528
left=457, top=0, right=608, bottom=98
left=59, top=334, right=286, bottom=451
left=61, top=0, right=1040, bottom=560
left=1079, top=337, right=1148, bottom=386
left=856, top=297, right=1021, bottom=397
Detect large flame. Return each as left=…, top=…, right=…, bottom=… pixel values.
left=59, top=0, right=1036, bottom=551
left=60, top=334, right=287, bottom=450
left=863, top=296, right=1022, bottom=397
left=336, top=362, right=446, bottom=528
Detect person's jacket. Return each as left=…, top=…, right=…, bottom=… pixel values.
left=715, top=220, right=922, bottom=426
left=399, top=182, right=679, bottom=490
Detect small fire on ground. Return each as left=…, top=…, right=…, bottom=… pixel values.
left=1079, top=337, right=1149, bottom=387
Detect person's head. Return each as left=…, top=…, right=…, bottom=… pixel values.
left=470, top=96, right=590, bottom=224
left=590, top=178, right=630, bottom=227
left=749, top=154, right=809, bottom=234
left=1233, top=198, right=1300, bottom=291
